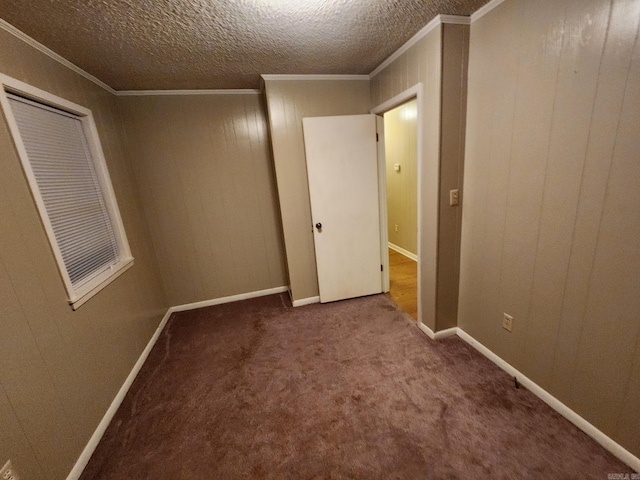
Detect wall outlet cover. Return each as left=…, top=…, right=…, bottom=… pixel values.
left=503, top=313, right=513, bottom=332
left=1, top=460, right=20, bottom=480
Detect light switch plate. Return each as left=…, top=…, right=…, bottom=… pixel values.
left=449, top=189, right=459, bottom=206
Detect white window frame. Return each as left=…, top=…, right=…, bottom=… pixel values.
left=0, top=74, right=134, bottom=309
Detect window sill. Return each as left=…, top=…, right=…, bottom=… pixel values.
left=69, top=257, right=134, bottom=310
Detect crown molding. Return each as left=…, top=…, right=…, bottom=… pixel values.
left=0, top=19, right=264, bottom=96
left=2, top=2, right=507, bottom=98
left=0, top=18, right=117, bottom=95
left=369, top=14, right=469, bottom=78
left=261, top=74, right=369, bottom=81
left=439, top=14, right=471, bottom=25
left=116, top=89, right=261, bottom=96
left=471, top=0, right=507, bottom=23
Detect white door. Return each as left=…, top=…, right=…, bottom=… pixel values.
left=303, top=114, right=382, bottom=303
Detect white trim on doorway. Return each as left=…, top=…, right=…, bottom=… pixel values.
left=375, top=115, right=390, bottom=293
left=372, top=83, right=424, bottom=329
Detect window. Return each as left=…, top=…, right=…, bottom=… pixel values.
left=0, top=74, right=133, bottom=309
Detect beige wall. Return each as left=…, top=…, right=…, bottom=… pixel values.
left=0, top=29, right=167, bottom=479
left=459, top=0, right=640, bottom=458
left=371, top=23, right=469, bottom=331
left=118, top=94, right=287, bottom=306
left=384, top=99, right=418, bottom=255
left=263, top=79, right=371, bottom=302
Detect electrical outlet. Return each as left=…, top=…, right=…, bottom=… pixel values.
left=394, top=224, right=399, bottom=232
left=1, top=460, right=20, bottom=480
left=503, top=313, right=513, bottom=332
left=449, top=189, right=460, bottom=206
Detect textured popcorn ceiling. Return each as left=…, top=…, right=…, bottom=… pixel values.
left=0, top=0, right=490, bottom=90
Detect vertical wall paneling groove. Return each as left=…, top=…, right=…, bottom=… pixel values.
left=371, top=28, right=441, bottom=331
left=459, top=0, right=640, bottom=458
left=118, top=94, right=288, bottom=308
left=0, top=28, right=168, bottom=479
left=370, top=20, right=469, bottom=331
left=438, top=23, right=470, bottom=330
left=523, top=0, right=611, bottom=390
left=0, top=380, right=44, bottom=479
left=499, top=0, right=568, bottom=370
left=2, top=0, right=639, bottom=475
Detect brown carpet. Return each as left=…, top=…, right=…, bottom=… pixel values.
left=80, top=293, right=632, bottom=479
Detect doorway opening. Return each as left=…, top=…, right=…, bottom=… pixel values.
left=382, top=99, right=418, bottom=319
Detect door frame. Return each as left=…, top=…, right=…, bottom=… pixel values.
left=371, top=83, right=424, bottom=326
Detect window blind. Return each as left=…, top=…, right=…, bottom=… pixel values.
left=8, top=94, right=120, bottom=288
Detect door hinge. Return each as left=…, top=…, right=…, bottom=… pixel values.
left=381, top=264, right=383, bottom=272
left=376, top=133, right=379, bottom=142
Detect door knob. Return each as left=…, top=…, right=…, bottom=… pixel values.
left=315, top=222, right=322, bottom=230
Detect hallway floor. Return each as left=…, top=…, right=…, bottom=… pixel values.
left=388, top=248, right=417, bottom=320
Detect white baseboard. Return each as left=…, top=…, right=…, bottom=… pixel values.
left=67, top=285, right=289, bottom=479
left=434, top=327, right=458, bottom=340
left=69, top=292, right=639, bottom=477
left=170, top=286, right=288, bottom=313
left=417, top=321, right=436, bottom=339
left=292, top=296, right=321, bottom=307
left=388, top=242, right=418, bottom=262
left=66, top=307, right=173, bottom=480
left=417, top=322, right=458, bottom=340
left=455, top=328, right=640, bottom=473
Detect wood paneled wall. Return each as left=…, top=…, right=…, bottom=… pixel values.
left=118, top=94, right=287, bottom=307
left=263, top=79, right=371, bottom=302
left=459, top=0, right=640, bottom=458
left=439, top=24, right=469, bottom=330
left=0, top=29, right=167, bottom=479
left=371, top=23, right=469, bottom=331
